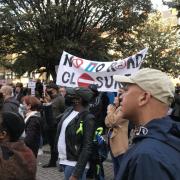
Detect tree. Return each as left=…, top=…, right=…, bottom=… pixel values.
left=115, top=13, right=180, bottom=77
left=0, top=0, right=152, bottom=80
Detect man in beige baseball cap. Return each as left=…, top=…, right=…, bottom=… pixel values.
left=114, top=68, right=174, bottom=106
left=113, top=68, right=180, bottom=180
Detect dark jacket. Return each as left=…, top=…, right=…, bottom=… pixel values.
left=0, top=141, right=36, bottom=180
left=171, top=93, right=180, bottom=121
left=14, top=90, right=24, bottom=103
left=24, top=112, right=42, bottom=157
left=116, top=116, right=180, bottom=180
left=56, top=107, right=96, bottom=178
left=51, top=94, right=65, bottom=118
left=3, top=97, right=20, bottom=114
left=89, top=92, right=109, bottom=131
left=43, top=94, right=65, bottom=129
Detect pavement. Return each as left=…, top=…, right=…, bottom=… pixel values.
left=36, top=145, right=114, bottom=180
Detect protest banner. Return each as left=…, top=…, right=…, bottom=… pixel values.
left=56, top=48, right=148, bottom=92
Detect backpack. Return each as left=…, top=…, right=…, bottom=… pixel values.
left=93, top=127, right=108, bottom=162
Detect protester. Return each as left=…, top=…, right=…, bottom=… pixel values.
left=64, top=87, right=76, bottom=108
left=113, top=68, right=180, bottom=180
left=21, top=95, right=42, bottom=157
left=42, top=82, right=65, bottom=168
left=14, top=82, right=25, bottom=103
left=35, top=79, right=43, bottom=99
left=0, top=111, right=36, bottom=180
left=0, top=85, right=20, bottom=114
left=55, top=87, right=95, bottom=180
left=87, top=84, right=109, bottom=179
left=44, top=83, right=65, bottom=120
left=88, top=84, right=109, bottom=132
left=105, top=94, right=129, bottom=178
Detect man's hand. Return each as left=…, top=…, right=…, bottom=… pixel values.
left=107, top=104, right=116, bottom=114
left=43, top=92, right=51, bottom=103
left=69, top=175, right=78, bottom=180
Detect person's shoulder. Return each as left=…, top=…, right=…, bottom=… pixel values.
left=84, top=111, right=95, bottom=119
left=125, top=142, right=162, bottom=168
left=127, top=144, right=180, bottom=174
left=6, top=97, right=19, bottom=105
left=53, top=94, right=65, bottom=103
left=57, top=94, right=65, bottom=100
left=11, top=141, right=37, bottom=178
left=26, top=115, right=41, bottom=125
left=131, top=137, right=178, bottom=162
left=29, top=115, right=41, bottom=120
left=79, top=111, right=95, bottom=123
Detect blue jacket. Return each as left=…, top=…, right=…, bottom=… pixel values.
left=116, top=116, right=180, bottom=180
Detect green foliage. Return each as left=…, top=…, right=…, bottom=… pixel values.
left=0, top=0, right=152, bottom=80
left=115, top=13, right=180, bottom=77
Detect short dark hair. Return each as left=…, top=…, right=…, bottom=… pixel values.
left=0, top=112, right=25, bottom=142
left=46, top=83, right=59, bottom=91
left=16, top=82, right=23, bottom=88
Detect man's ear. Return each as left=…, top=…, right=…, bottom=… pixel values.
left=0, top=131, right=7, bottom=140
left=139, top=92, right=151, bottom=106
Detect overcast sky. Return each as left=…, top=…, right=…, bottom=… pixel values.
left=151, top=0, right=169, bottom=10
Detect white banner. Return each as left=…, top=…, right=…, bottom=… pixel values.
left=56, top=48, right=148, bottom=92
left=28, top=79, right=36, bottom=96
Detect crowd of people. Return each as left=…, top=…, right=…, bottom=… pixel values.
left=0, top=69, right=179, bottom=180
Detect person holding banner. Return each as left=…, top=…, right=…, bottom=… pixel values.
left=113, top=68, right=180, bottom=180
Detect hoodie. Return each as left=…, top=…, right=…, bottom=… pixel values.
left=115, top=116, right=180, bottom=180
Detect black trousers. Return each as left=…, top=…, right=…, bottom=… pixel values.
left=46, top=126, right=58, bottom=164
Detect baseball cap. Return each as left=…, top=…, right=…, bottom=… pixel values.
left=113, top=68, right=175, bottom=105
left=66, top=87, right=76, bottom=96
left=74, top=87, right=94, bottom=102
left=88, top=84, right=98, bottom=93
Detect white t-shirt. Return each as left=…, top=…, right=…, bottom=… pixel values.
left=58, top=111, right=79, bottom=165
left=58, top=110, right=89, bottom=168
